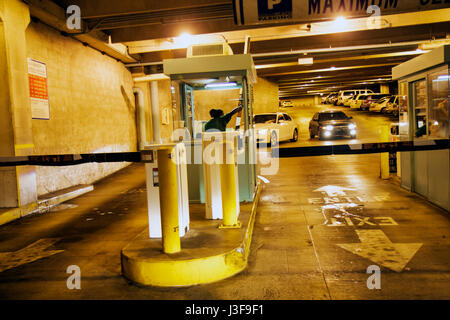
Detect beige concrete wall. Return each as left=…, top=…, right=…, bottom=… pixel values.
left=287, top=97, right=316, bottom=108
left=26, top=22, right=137, bottom=196
left=253, top=77, right=278, bottom=114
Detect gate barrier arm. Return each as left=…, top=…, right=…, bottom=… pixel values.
left=0, top=139, right=449, bottom=166
left=271, top=139, right=450, bottom=158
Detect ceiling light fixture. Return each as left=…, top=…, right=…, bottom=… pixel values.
left=298, top=57, right=314, bottom=65
left=205, top=82, right=237, bottom=88
left=176, top=32, right=194, bottom=47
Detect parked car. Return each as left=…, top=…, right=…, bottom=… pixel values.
left=253, top=112, right=298, bottom=145
left=327, top=93, right=339, bottom=105
left=309, top=110, right=357, bottom=140
left=343, top=95, right=357, bottom=107
left=323, top=92, right=337, bottom=104
left=349, top=94, right=368, bottom=110
left=369, top=95, right=392, bottom=113
left=361, top=93, right=391, bottom=111
left=385, top=96, right=399, bottom=116
left=280, top=100, right=294, bottom=108
left=336, top=90, right=355, bottom=106
left=336, top=89, right=374, bottom=106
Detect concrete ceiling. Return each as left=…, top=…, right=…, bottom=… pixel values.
left=50, top=0, right=450, bottom=98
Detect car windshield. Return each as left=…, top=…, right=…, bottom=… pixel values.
left=377, top=96, right=390, bottom=103
left=319, top=112, right=348, bottom=121
left=254, top=114, right=277, bottom=124
left=370, top=94, right=388, bottom=100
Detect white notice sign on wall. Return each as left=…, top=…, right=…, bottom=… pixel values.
left=27, top=58, right=50, bottom=120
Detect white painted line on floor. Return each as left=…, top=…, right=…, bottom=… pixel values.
left=337, top=230, right=422, bottom=272
left=0, top=239, right=64, bottom=273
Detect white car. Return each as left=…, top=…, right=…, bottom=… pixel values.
left=343, top=95, right=357, bottom=107
left=253, top=112, right=298, bottom=145
left=385, top=96, right=399, bottom=116
left=349, top=94, right=368, bottom=110
left=369, top=95, right=392, bottom=113
left=280, top=100, right=294, bottom=108
left=336, top=89, right=374, bottom=106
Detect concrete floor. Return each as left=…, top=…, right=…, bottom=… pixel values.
left=0, top=105, right=449, bottom=299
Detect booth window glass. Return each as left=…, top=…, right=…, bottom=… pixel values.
left=428, top=68, right=449, bottom=139
left=412, top=79, right=428, bottom=139
left=398, top=81, right=409, bottom=139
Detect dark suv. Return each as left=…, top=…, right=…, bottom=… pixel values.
left=309, top=110, right=357, bottom=140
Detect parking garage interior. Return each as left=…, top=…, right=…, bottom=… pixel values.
left=0, top=0, right=449, bottom=303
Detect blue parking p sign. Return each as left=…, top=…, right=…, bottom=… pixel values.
left=257, top=0, right=292, bottom=21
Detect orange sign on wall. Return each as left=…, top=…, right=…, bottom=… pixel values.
left=27, top=58, right=50, bottom=120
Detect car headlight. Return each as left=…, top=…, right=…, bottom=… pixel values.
left=325, top=125, right=333, bottom=131
left=348, top=123, right=356, bottom=130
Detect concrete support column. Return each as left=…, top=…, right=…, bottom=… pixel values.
left=150, top=81, right=162, bottom=144
left=0, top=0, right=37, bottom=207
left=380, top=84, right=390, bottom=94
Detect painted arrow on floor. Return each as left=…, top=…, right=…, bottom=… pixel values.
left=337, top=230, right=422, bottom=272
left=314, top=185, right=356, bottom=197
left=0, top=239, right=64, bottom=273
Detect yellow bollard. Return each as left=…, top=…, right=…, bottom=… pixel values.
left=219, top=136, right=241, bottom=229
left=157, top=148, right=181, bottom=253
left=380, top=126, right=390, bottom=180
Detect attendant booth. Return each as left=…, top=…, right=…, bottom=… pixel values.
left=163, top=53, right=258, bottom=207
left=392, top=45, right=450, bottom=211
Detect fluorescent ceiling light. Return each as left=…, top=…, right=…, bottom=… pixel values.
left=205, top=82, right=237, bottom=88
left=175, top=32, right=195, bottom=47
left=298, top=57, right=314, bottom=65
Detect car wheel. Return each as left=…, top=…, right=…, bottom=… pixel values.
left=380, top=107, right=386, bottom=114
left=291, top=129, right=298, bottom=142
left=270, top=131, right=278, bottom=147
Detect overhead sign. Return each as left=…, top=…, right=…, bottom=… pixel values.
left=27, top=58, right=50, bottom=120
left=233, top=0, right=450, bottom=25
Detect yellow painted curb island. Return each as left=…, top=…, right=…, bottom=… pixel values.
left=121, top=182, right=262, bottom=287
left=0, top=202, right=38, bottom=226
